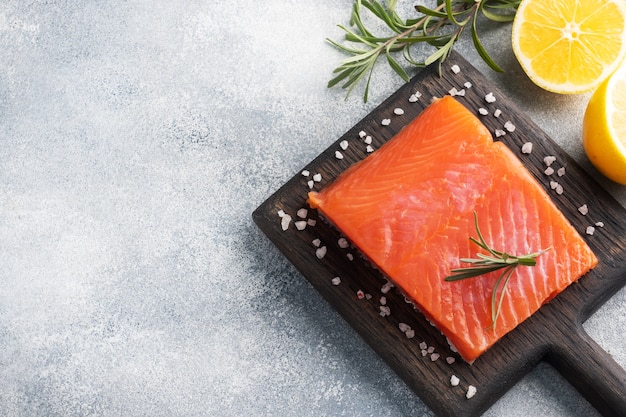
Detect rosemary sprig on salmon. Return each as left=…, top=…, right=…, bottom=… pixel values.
left=446, top=212, right=550, bottom=329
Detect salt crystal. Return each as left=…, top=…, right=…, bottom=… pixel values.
left=544, top=155, right=557, bottom=166
left=315, top=246, right=327, bottom=259
left=381, top=281, right=394, bottom=294
left=359, top=130, right=367, bottom=138
left=421, top=349, right=428, bottom=357
left=408, top=94, right=419, bottom=103
left=495, top=129, right=506, bottom=137
left=595, top=221, right=604, bottom=227
left=478, top=108, right=489, bottom=116
left=331, top=276, right=341, bottom=286
left=357, top=290, right=365, bottom=299
left=365, top=293, right=372, bottom=300
left=335, top=151, right=344, bottom=159
left=427, top=346, right=435, bottom=354
left=464, top=81, right=472, bottom=88
left=586, top=226, right=596, bottom=235
left=307, top=180, right=314, bottom=189
left=307, top=219, right=316, bottom=226
left=380, top=296, right=387, bottom=305
left=446, top=357, right=456, bottom=365
left=340, top=140, right=349, bottom=150
left=381, top=118, right=391, bottom=126
left=430, top=353, right=440, bottom=361
left=557, top=167, right=566, bottom=176
left=277, top=210, right=285, bottom=217
left=379, top=305, right=391, bottom=316
left=312, top=238, right=321, bottom=247
left=366, top=145, right=375, bottom=153
left=280, top=213, right=292, bottom=231
left=485, top=92, right=496, bottom=103
left=364, top=136, right=372, bottom=144
left=398, top=323, right=411, bottom=333
left=544, top=167, right=555, bottom=176
left=394, top=108, right=404, bottom=115
left=450, top=375, right=460, bottom=386
left=294, top=221, right=307, bottom=230
left=504, top=121, right=515, bottom=132
left=578, top=204, right=588, bottom=215
left=297, top=208, right=308, bottom=218
left=449, top=87, right=465, bottom=97
left=313, top=173, right=322, bottom=182
left=451, top=64, right=461, bottom=74
left=521, top=142, right=533, bottom=154
left=550, top=180, right=559, bottom=190
left=419, top=342, right=428, bottom=350
left=346, top=253, right=354, bottom=261
left=556, top=184, right=564, bottom=195
left=405, top=329, right=415, bottom=339
left=493, top=108, right=502, bottom=118
left=301, top=170, right=310, bottom=177
left=466, top=385, right=477, bottom=399
left=337, top=237, right=349, bottom=248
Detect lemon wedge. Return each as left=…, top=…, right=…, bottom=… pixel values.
left=512, top=0, right=626, bottom=94
left=583, top=60, right=626, bottom=185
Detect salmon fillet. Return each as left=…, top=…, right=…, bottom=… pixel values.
left=308, top=96, right=598, bottom=363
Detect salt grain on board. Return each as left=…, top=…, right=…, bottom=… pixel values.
left=294, top=221, right=307, bottom=230
left=381, top=118, right=391, bottom=126
left=380, top=296, right=387, bottom=305
left=493, top=109, right=502, bottom=118
left=464, top=81, right=472, bottom=88
left=297, top=208, right=308, bottom=218
left=544, top=155, right=557, bottom=166
left=366, top=145, right=375, bottom=153
left=485, top=92, right=496, bottom=103
left=331, top=276, right=341, bottom=286
left=312, top=238, right=321, bottom=247
left=586, top=226, right=596, bottom=235
left=405, top=329, right=415, bottom=339
left=346, top=253, right=354, bottom=261
left=451, top=64, right=461, bottom=74
left=450, top=375, right=460, bottom=386
left=521, top=142, right=533, bottom=154
left=357, top=290, right=365, bottom=299
left=544, top=167, right=555, bottom=176
left=595, top=221, right=605, bottom=227
left=359, top=130, right=367, bottom=138
left=313, top=173, right=322, bottom=182
left=478, top=108, right=489, bottom=116
left=381, top=280, right=394, bottom=294
left=394, top=107, right=405, bottom=115
left=430, top=353, right=440, bottom=362
left=278, top=210, right=292, bottom=231
left=338, top=237, right=349, bottom=248
left=364, top=136, right=372, bottom=144
left=495, top=129, right=506, bottom=138
left=340, top=140, right=349, bottom=150
left=557, top=167, right=566, bottom=176
left=315, top=246, right=327, bottom=259
left=379, top=305, right=391, bottom=317
left=335, top=151, right=344, bottom=159
left=419, top=341, right=428, bottom=350
left=307, top=180, right=314, bottom=189
left=466, top=385, right=477, bottom=399
left=421, top=350, right=428, bottom=357
left=302, top=170, right=310, bottom=177
left=307, top=219, right=316, bottom=226
left=446, top=356, right=456, bottom=364
left=578, top=204, right=589, bottom=215
left=504, top=121, right=515, bottom=132
left=398, top=323, right=411, bottom=333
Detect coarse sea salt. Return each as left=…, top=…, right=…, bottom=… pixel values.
left=380, top=296, right=387, bottom=305
left=451, top=64, right=461, bottom=74
left=337, top=237, right=349, bottom=248
left=466, top=385, right=477, bottom=399
left=359, top=130, right=367, bottom=138
left=302, top=170, right=310, bottom=177
left=278, top=210, right=292, bottom=231
left=398, top=323, right=411, bottom=333
left=493, top=109, right=502, bottom=118
left=381, top=280, right=394, bottom=294
left=544, top=155, right=557, bottom=166
left=394, top=107, right=404, bottom=115
left=346, top=253, right=354, bottom=261
left=544, top=167, right=555, bottom=176
left=578, top=204, right=589, bottom=215
left=586, top=226, right=596, bottom=235
left=495, top=129, right=506, bottom=138
left=595, top=221, right=604, bottom=227
left=430, top=353, right=440, bottom=362
left=478, top=108, right=489, bottom=116
left=485, top=92, right=496, bottom=103
left=446, top=356, right=456, bottom=364
left=504, top=121, right=515, bottom=132
left=381, top=118, right=391, bottom=126
left=331, top=276, right=341, bottom=286
left=419, top=341, right=428, bottom=350
left=405, top=329, right=415, bottom=339
left=364, top=135, right=372, bottom=144
left=307, top=219, right=316, bottom=226
left=307, top=180, right=314, bottom=189
left=450, top=375, right=460, bottom=386
left=297, top=208, right=308, bottom=218
left=313, top=173, right=322, bottom=182
left=315, top=246, right=327, bottom=259
left=294, top=221, right=307, bottom=230
left=379, top=305, right=391, bottom=316
left=335, top=151, right=344, bottom=159
left=366, top=145, right=375, bottom=153
left=340, top=140, right=349, bottom=150
left=557, top=167, right=566, bottom=176
left=464, top=81, right=472, bottom=88
left=312, top=238, right=321, bottom=247
left=521, top=142, right=533, bottom=154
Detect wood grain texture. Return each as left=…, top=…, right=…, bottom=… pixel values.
left=252, top=51, right=626, bottom=417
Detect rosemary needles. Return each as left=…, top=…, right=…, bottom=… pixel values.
left=327, top=0, right=520, bottom=102
left=445, top=212, right=550, bottom=329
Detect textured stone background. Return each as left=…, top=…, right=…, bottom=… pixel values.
left=1, top=1, right=624, bottom=416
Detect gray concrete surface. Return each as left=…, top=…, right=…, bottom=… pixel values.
left=1, top=1, right=624, bottom=416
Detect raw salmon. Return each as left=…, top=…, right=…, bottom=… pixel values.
left=308, top=96, right=598, bottom=363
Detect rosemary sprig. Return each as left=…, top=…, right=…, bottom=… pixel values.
left=445, top=212, right=550, bottom=329
left=328, top=0, right=521, bottom=101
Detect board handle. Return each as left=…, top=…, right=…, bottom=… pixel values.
left=547, top=323, right=626, bottom=416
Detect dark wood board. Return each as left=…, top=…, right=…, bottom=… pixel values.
left=252, top=51, right=626, bottom=416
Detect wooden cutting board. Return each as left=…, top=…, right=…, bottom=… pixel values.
left=252, top=51, right=626, bottom=417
